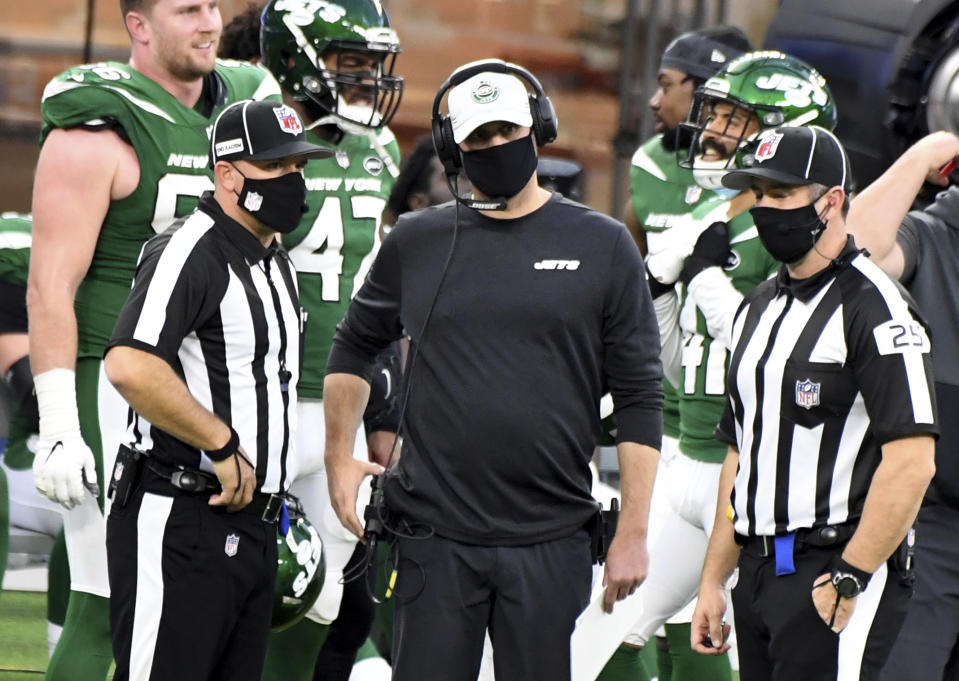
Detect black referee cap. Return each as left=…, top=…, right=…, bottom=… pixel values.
left=210, top=100, right=333, bottom=166
left=660, top=25, right=754, bottom=81
left=722, top=125, right=851, bottom=193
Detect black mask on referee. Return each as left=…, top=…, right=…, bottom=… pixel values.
left=233, top=166, right=309, bottom=234
left=750, top=199, right=829, bottom=265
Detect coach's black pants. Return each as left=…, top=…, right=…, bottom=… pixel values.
left=733, top=544, right=910, bottom=681
left=391, top=530, right=593, bottom=681
left=107, top=485, right=278, bottom=681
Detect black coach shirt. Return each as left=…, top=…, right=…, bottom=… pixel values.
left=717, top=236, right=938, bottom=537
left=327, top=193, right=664, bottom=545
left=109, top=193, right=301, bottom=494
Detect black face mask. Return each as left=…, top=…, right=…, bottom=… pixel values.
left=750, top=199, right=828, bottom=264
left=461, top=134, right=538, bottom=199
left=234, top=166, right=308, bottom=234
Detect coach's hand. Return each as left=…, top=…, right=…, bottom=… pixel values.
left=210, top=446, right=255, bottom=512
left=691, top=585, right=732, bottom=654
left=812, top=572, right=857, bottom=633
left=327, top=454, right=384, bottom=539
left=33, top=434, right=98, bottom=509
left=601, top=528, right=648, bottom=613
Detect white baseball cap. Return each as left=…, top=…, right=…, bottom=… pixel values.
left=447, top=71, right=534, bottom=144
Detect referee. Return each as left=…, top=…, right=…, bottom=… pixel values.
left=102, top=100, right=331, bottom=681
left=690, top=125, right=937, bottom=681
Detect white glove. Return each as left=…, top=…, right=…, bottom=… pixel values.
left=33, top=434, right=98, bottom=509
left=645, top=214, right=707, bottom=286
left=32, top=369, right=99, bottom=509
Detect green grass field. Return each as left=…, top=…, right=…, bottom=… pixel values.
left=0, top=591, right=46, bottom=678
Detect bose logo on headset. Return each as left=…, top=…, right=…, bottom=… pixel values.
left=431, top=58, right=559, bottom=178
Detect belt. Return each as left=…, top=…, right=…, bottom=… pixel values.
left=736, top=523, right=857, bottom=558
left=141, top=461, right=284, bottom=524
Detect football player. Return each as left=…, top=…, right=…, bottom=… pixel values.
left=257, top=1, right=403, bottom=680
left=624, top=50, right=837, bottom=670
left=601, top=26, right=753, bottom=681
left=27, top=1, right=282, bottom=678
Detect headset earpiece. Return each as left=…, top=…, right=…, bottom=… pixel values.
left=528, top=92, right=558, bottom=146
left=432, top=114, right=461, bottom=175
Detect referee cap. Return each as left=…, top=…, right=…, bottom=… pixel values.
left=721, top=125, right=851, bottom=193
left=210, top=100, right=333, bottom=166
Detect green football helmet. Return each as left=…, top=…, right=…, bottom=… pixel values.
left=679, top=51, right=837, bottom=188
left=260, top=0, right=403, bottom=129
left=271, top=497, right=325, bottom=632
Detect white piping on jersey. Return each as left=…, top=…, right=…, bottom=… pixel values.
left=630, top=146, right=668, bottom=182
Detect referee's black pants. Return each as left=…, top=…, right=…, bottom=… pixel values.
left=107, top=483, right=278, bottom=681
left=390, top=530, right=593, bottom=681
left=732, top=544, right=911, bottom=681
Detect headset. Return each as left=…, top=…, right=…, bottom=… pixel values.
left=431, top=59, right=558, bottom=178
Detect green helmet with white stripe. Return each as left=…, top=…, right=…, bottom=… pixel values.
left=680, top=51, right=836, bottom=187
left=261, top=0, right=403, bottom=130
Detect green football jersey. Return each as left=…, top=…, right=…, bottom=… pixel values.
left=677, top=200, right=778, bottom=462
left=0, top=212, right=33, bottom=470
left=282, top=126, right=400, bottom=398
left=40, top=59, right=281, bottom=359
left=629, top=135, right=722, bottom=440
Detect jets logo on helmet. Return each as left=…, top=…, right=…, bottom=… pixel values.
left=272, top=497, right=326, bottom=631
left=261, top=0, right=404, bottom=130
left=678, top=50, right=837, bottom=189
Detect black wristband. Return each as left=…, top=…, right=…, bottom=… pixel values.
left=833, top=555, right=872, bottom=588
left=205, top=427, right=240, bottom=462
left=646, top=265, right=674, bottom=299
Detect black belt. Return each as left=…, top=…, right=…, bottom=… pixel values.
left=141, top=461, right=284, bottom=524
left=736, top=523, right=857, bottom=558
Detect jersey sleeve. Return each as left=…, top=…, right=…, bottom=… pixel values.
left=847, top=269, right=939, bottom=444
left=108, top=228, right=227, bottom=368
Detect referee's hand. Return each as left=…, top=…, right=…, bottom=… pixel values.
left=812, top=572, right=857, bottom=633
left=210, top=446, right=256, bottom=512
left=690, top=586, right=731, bottom=655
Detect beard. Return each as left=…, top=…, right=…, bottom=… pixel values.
left=158, top=39, right=217, bottom=83
left=659, top=125, right=695, bottom=152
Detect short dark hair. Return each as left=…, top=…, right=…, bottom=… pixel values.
left=120, top=0, right=158, bottom=17
left=219, top=3, right=265, bottom=61
left=386, top=135, right=442, bottom=217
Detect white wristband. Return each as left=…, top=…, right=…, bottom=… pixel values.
left=34, top=368, right=83, bottom=441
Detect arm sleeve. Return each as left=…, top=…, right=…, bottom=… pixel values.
left=653, top=287, right=681, bottom=388
left=326, top=227, right=405, bottom=382
left=108, top=233, right=225, bottom=367
left=604, top=228, right=665, bottom=449
left=849, top=286, right=939, bottom=444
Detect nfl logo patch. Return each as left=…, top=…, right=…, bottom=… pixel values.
left=755, top=132, right=784, bottom=163
left=114, top=461, right=124, bottom=481
left=273, top=105, right=303, bottom=135
left=685, top=185, right=702, bottom=205
left=795, top=378, right=820, bottom=410
left=244, top=191, right=263, bottom=212
left=224, top=533, right=240, bottom=558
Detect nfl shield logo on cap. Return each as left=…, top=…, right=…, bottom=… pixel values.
left=755, top=132, right=784, bottom=163
left=274, top=104, right=304, bottom=135
left=225, top=533, right=240, bottom=557
left=795, top=378, right=821, bottom=410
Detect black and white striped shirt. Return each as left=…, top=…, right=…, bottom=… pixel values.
left=109, top=193, right=301, bottom=494
left=717, top=237, right=938, bottom=537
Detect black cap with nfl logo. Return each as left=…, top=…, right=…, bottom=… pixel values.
left=209, top=100, right=334, bottom=166
left=722, top=125, right=851, bottom=193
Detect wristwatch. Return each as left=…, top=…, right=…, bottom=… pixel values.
left=831, top=569, right=867, bottom=598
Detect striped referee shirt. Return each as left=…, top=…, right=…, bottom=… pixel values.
left=717, top=236, right=938, bottom=537
left=109, top=193, right=301, bottom=494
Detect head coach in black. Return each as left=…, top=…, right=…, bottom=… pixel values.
left=323, top=59, right=664, bottom=680
left=690, top=125, right=938, bottom=681
left=102, top=99, right=331, bottom=681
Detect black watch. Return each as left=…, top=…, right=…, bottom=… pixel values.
left=831, top=569, right=866, bottom=598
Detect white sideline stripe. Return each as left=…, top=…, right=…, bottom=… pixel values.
left=837, top=562, right=888, bottom=681
left=130, top=493, right=174, bottom=681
